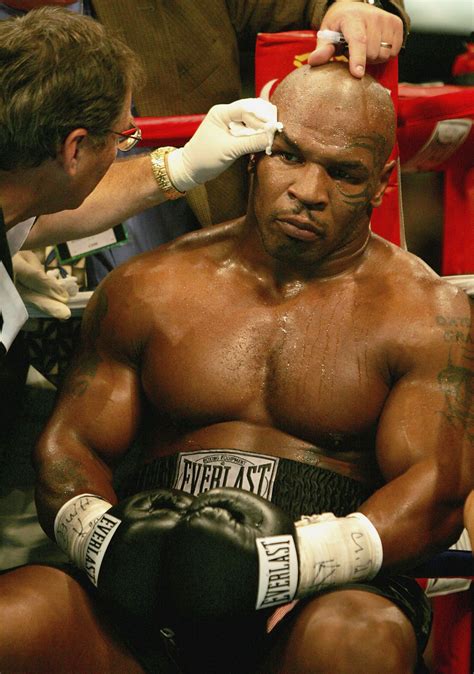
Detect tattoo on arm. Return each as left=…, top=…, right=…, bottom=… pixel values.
left=62, top=289, right=109, bottom=398
left=42, top=455, right=93, bottom=496
left=438, top=342, right=474, bottom=443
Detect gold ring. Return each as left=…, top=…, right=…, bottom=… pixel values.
left=380, top=41, right=392, bottom=49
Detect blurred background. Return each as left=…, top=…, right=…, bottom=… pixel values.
left=395, top=0, right=472, bottom=272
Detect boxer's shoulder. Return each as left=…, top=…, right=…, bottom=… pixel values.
left=103, top=220, right=241, bottom=289
left=366, top=235, right=467, bottom=312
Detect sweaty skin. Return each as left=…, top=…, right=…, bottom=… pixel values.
left=35, top=64, right=473, bottom=563
left=2, top=64, right=472, bottom=674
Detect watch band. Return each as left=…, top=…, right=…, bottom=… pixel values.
left=150, top=146, right=185, bottom=200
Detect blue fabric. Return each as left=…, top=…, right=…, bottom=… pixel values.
left=85, top=196, right=200, bottom=288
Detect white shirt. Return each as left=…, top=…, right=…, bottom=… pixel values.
left=1, top=218, right=34, bottom=352
left=6, top=217, right=35, bottom=256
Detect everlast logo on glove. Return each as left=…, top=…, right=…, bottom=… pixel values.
left=255, top=535, right=299, bottom=610
left=173, top=450, right=279, bottom=500
left=84, top=513, right=121, bottom=586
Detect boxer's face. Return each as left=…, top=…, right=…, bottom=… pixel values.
left=251, top=73, right=391, bottom=269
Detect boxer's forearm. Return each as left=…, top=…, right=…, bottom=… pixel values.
left=34, top=434, right=118, bottom=540
left=27, top=154, right=167, bottom=249
left=359, top=459, right=466, bottom=570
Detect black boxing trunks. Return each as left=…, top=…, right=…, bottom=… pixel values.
left=118, top=449, right=372, bottom=519
left=117, top=449, right=432, bottom=673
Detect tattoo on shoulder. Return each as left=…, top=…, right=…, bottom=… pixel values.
left=61, top=289, right=109, bottom=398
left=437, top=343, right=474, bottom=442
left=436, top=314, right=473, bottom=344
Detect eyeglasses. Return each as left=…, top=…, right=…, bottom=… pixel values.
left=110, top=125, right=142, bottom=152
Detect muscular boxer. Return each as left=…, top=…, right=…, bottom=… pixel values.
left=1, top=62, right=473, bottom=674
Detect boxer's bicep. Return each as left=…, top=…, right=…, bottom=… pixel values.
left=52, top=282, right=142, bottom=461
left=358, top=357, right=471, bottom=565
left=357, top=299, right=474, bottom=565
left=34, top=281, right=143, bottom=536
left=376, top=306, right=474, bottom=494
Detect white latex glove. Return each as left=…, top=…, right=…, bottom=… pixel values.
left=13, top=250, right=78, bottom=320
left=167, top=98, right=283, bottom=192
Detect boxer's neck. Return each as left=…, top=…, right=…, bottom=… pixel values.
left=235, top=218, right=371, bottom=290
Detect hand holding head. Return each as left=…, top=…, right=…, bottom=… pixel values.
left=308, top=0, right=404, bottom=78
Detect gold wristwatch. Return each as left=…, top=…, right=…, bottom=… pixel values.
left=150, top=146, right=185, bottom=200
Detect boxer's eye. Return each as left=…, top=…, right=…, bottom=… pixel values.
left=275, top=150, right=302, bottom=164
left=329, top=166, right=365, bottom=184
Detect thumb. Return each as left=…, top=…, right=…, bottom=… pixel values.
left=308, top=42, right=336, bottom=67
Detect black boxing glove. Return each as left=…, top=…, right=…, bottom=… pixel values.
left=162, top=487, right=384, bottom=621
left=54, top=489, right=194, bottom=621
left=161, top=487, right=296, bottom=620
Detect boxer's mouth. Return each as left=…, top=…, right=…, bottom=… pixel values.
left=276, top=216, right=325, bottom=241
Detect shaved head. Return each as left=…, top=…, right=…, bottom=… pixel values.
left=272, top=63, right=396, bottom=169
left=246, top=62, right=399, bottom=270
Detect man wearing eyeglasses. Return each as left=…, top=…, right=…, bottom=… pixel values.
left=0, top=7, right=281, bottom=461
left=0, top=7, right=280, bottom=357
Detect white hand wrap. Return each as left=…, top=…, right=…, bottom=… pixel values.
left=54, top=494, right=120, bottom=586
left=255, top=512, right=383, bottom=609
left=295, top=512, right=383, bottom=597
left=167, top=98, right=282, bottom=192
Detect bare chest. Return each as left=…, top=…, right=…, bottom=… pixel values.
left=141, top=291, right=389, bottom=444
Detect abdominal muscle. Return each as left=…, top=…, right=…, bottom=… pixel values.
left=143, top=420, right=382, bottom=489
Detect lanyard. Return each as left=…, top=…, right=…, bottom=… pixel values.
left=0, top=207, right=12, bottom=278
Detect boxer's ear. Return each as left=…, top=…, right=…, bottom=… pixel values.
left=371, top=159, right=396, bottom=208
